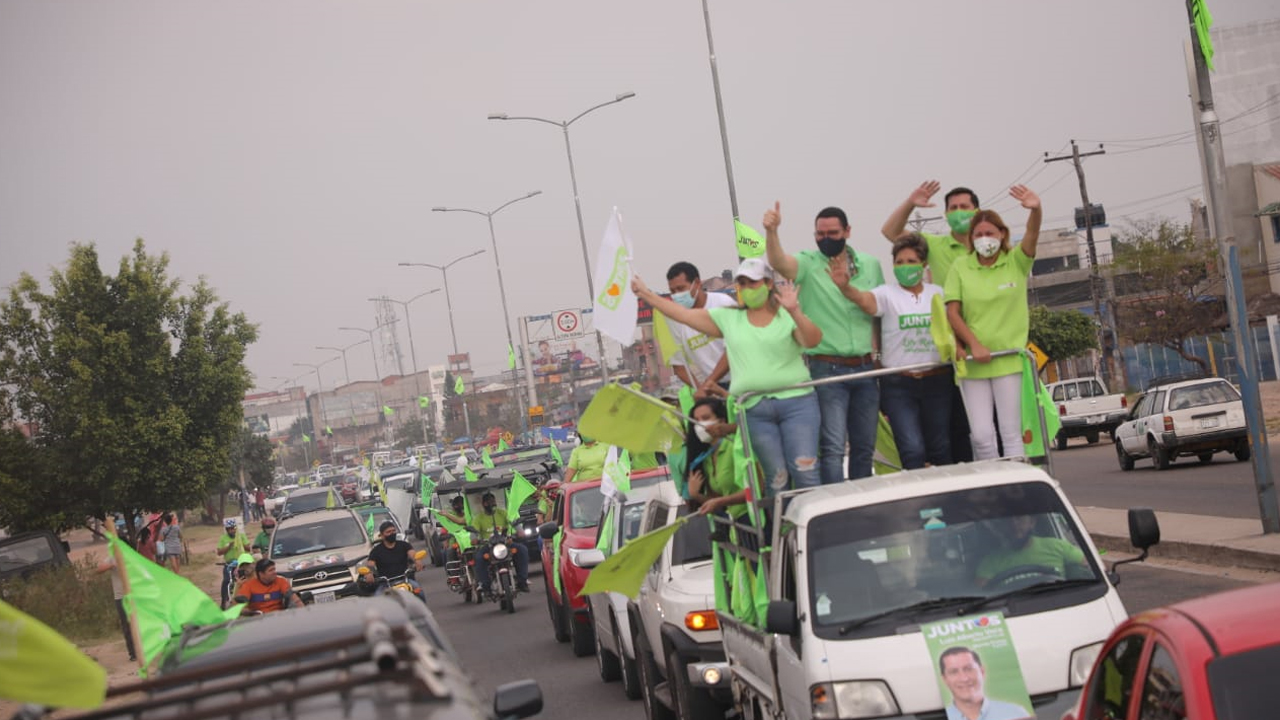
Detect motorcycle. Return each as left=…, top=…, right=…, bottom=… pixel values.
left=356, top=550, right=428, bottom=604
left=477, top=530, right=520, bottom=614
left=445, top=539, right=482, bottom=604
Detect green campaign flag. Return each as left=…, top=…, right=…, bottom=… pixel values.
left=376, top=478, right=388, bottom=506
left=596, top=506, right=615, bottom=554
left=873, top=413, right=903, bottom=476
left=678, top=385, right=696, bottom=416
left=481, top=446, right=495, bottom=468
left=549, top=441, right=564, bottom=466
left=325, top=490, right=337, bottom=509
left=454, top=376, right=465, bottom=394
left=382, top=405, right=394, bottom=416
left=603, top=447, right=632, bottom=495
left=464, top=465, right=479, bottom=483
left=507, top=343, right=517, bottom=370
left=301, top=433, right=311, bottom=443
left=1192, top=0, right=1215, bottom=70
left=108, top=537, right=243, bottom=667
left=579, top=383, right=685, bottom=454
left=0, top=599, right=107, bottom=709
left=578, top=517, right=687, bottom=599
left=325, top=425, right=333, bottom=436
left=350, top=413, right=358, bottom=427
left=419, top=473, right=437, bottom=506
left=498, top=437, right=510, bottom=452
left=431, top=509, right=472, bottom=551
left=418, top=395, right=430, bottom=409
left=506, top=471, right=538, bottom=522
left=365, top=512, right=377, bottom=539
left=463, top=493, right=474, bottom=526
left=1021, top=354, right=1062, bottom=460
left=735, top=218, right=766, bottom=258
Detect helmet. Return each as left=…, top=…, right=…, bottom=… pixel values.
left=261, top=517, right=276, bottom=528
left=224, top=519, right=238, bottom=529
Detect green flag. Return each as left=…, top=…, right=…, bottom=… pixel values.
left=579, top=383, right=685, bottom=454
left=1021, top=354, right=1062, bottom=460
left=735, top=219, right=766, bottom=258
left=325, top=425, right=333, bottom=436
left=506, top=471, right=538, bottom=522
left=507, top=343, right=517, bottom=370
left=481, top=446, right=495, bottom=468
left=0, top=599, right=107, bottom=709
left=325, top=490, right=336, bottom=509
left=578, top=518, right=687, bottom=598
left=376, top=478, right=388, bottom=506
left=454, top=376, right=465, bottom=394
left=596, top=506, right=615, bottom=554
left=463, top=493, right=474, bottom=526
left=365, top=512, right=377, bottom=539
left=431, top=510, right=472, bottom=551
left=350, top=413, right=358, bottom=427
left=873, top=413, right=903, bottom=476
left=418, top=395, right=430, bottom=409
left=1191, top=0, right=1215, bottom=70
left=498, top=437, right=510, bottom=452
left=604, top=446, right=632, bottom=495
left=419, top=473, right=437, bottom=507
left=549, top=441, right=564, bottom=466
left=382, top=405, right=394, bottom=416
left=678, top=385, right=696, bottom=416
left=301, top=433, right=311, bottom=443
left=464, top=465, right=479, bottom=483
left=108, top=537, right=243, bottom=666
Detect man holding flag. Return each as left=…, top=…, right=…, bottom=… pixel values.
left=661, top=261, right=733, bottom=398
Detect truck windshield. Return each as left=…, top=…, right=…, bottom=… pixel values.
left=806, top=482, right=1100, bottom=634
left=273, top=519, right=366, bottom=557
left=570, top=488, right=605, bottom=529
left=0, top=536, right=57, bottom=573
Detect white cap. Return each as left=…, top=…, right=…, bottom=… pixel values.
left=734, top=257, right=774, bottom=282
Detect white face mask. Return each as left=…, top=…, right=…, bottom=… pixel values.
left=974, top=236, right=1001, bottom=258
left=694, top=422, right=714, bottom=443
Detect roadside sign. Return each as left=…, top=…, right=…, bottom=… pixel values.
left=1026, top=341, right=1049, bottom=371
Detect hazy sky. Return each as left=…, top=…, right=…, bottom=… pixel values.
left=3, top=0, right=1276, bottom=393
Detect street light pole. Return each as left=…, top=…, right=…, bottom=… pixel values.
left=295, top=358, right=339, bottom=462
left=489, top=92, right=636, bottom=385
left=316, top=339, right=370, bottom=387
left=339, top=325, right=389, bottom=445
left=433, top=191, right=542, bottom=429
left=370, top=289, right=440, bottom=446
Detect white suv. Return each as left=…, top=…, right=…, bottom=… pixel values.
left=1114, top=377, right=1249, bottom=470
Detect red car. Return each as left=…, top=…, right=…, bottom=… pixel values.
left=539, top=468, right=669, bottom=657
left=1064, top=581, right=1280, bottom=720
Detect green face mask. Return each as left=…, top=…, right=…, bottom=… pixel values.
left=738, top=284, right=770, bottom=309
left=946, top=209, right=977, bottom=235
left=894, top=264, right=924, bottom=287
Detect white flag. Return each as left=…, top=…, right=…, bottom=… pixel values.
left=600, top=445, right=620, bottom=500
left=592, top=208, right=638, bottom=345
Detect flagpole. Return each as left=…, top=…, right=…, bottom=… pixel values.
left=700, top=0, right=740, bottom=222
left=107, top=522, right=147, bottom=676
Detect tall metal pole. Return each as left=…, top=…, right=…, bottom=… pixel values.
left=1185, top=0, right=1279, bottom=533
left=486, top=213, right=527, bottom=430
left=561, top=125, right=612, bottom=383
left=700, top=0, right=740, bottom=220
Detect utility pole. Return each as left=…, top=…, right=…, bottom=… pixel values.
left=907, top=211, right=942, bottom=232
left=1184, top=0, right=1278, bottom=533
left=1045, top=141, right=1117, bottom=389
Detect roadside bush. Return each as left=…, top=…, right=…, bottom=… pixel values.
left=0, top=555, right=116, bottom=642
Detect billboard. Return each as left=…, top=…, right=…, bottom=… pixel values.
left=524, top=309, right=602, bottom=377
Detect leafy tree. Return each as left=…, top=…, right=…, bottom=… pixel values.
left=0, top=241, right=257, bottom=539
left=1113, top=221, right=1221, bottom=371
left=1028, top=306, right=1099, bottom=362
left=0, top=429, right=77, bottom=533
left=393, top=417, right=428, bottom=447
left=232, top=428, right=275, bottom=491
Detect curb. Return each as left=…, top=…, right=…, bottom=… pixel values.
left=1090, top=532, right=1280, bottom=574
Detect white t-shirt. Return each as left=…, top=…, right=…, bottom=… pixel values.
left=667, top=291, right=736, bottom=384
left=870, top=283, right=944, bottom=369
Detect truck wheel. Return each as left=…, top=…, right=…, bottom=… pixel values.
left=594, top=610, right=621, bottom=682
left=1115, top=441, right=1134, bottom=472
left=1054, top=432, right=1068, bottom=451
left=1149, top=438, right=1171, bottom=470
left=635, top=632, right=675, bottom=720
left=1086, top=431, right=1100, bottom=445
left=616, top=618, right=641, bottom=699
left=1198, top=452, right=1214, bottom=465
left=667, top=648, right=724, bottom=720
left=571, top=609, right=596, bottom=657
left=547, top=588, right=569, bottom=643
left=1236, top=444, right=1252, bottom=462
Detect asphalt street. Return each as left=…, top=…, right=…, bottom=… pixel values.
left=1052, top=436, right=1280, bottom=520
left=421, top=554, right=1257, bottom=720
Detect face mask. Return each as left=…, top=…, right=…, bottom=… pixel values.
left=578, top=435, right=592, bottom=444
left=483, top=505, right=495, bottom=515
left=816, top=237, right=847, bottom=258
left=894, top=264, right=924, bottom=287
left=946, top=209, right=977, bottom=235
left=694, top=422, right=714, bottom=443
left=671, top=291, right=695, bottom=309
left=738, top=284, right=770, bottom=309
left=974, top=237, right=1001, bottom=258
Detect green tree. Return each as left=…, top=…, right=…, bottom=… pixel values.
left=1028, top=306, right=1099, bottom=363
left=1113, top=221, right=1220, bottom=371
left=393, top=417, right=430, bottom=447
left=0, top=241, right=257, bottom=539
left=232, top=428, right=275, bottom=490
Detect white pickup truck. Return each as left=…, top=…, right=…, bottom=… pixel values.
left=715, top=461, right=1159, bottom=720
left=1047, top=376, right=1128, bottom=449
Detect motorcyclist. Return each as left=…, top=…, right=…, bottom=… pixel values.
left=251, top=517, right=275, bottom=556
left=233, top=558, right=302, bottom=615
left=215, top=519, right=249, bottom=609
left=360, top=521, right=424, bottom=595
left=440, top=495, right=469, bottom=563
left=473, top=491, right=530, bottom=593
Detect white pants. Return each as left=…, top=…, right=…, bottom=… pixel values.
left=961, top=374, right=1023, bottom=461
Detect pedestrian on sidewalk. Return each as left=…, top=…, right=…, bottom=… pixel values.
left=96, top=532, right=137, bottom=662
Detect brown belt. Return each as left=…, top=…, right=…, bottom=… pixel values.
left=808, top=353, right=875, bottom=369
left=901, top=366, right=952, bottom=379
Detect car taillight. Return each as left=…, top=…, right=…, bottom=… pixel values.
left=1121, top=395, right=1127, bottom=408
left=685, top=611, right=719, bottom=631
left=1059, top=404, right=1067, bottom=416
left=1163, top=416, right=1174, bottom=432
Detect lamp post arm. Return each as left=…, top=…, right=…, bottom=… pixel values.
left=568, top=99, right=625, bottom=127
left=496, top=115, right=564, bottom=128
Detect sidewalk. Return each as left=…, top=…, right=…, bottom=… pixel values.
left=1079, top=506, right=1280, bottom=573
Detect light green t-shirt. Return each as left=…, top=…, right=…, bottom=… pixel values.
left=217, top=531, right=248, bottom=562
left=473, top=509, right=510, bottom=537
left=794, top=248, right=884, bottom=357
left=630, top=451, right=660, bottom=471
left=975, top=535, right=1087, bottom=582
left=708, top=306, right=813, bottom=409
left=568, top=442, right=609, bottom=481
left=921, top=232, right=970, bottom=288
left=704, top=439, right=747, bottom=519
left=943, top=246, right=1034, bottom=379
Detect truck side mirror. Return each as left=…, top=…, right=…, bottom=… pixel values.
left=1128, top=507, right=1160, bottom=551
left=572, top=549, right=606, bottom=569
left=764, top=600, right=798, bottom=636
left=537, top=521, right=559, bottom=539
left=493, top=679, right=543, bottom=719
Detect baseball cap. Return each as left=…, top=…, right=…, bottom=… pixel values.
left=734, top=257, right=774, bottom=282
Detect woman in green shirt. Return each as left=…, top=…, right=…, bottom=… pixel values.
left=684, top=398, right=748, bottom=518
left=944, top=185, right=1042, bottom=460
left=564, top=435, right=608, bottom=482
left=634, top=255, right=823, bottom=494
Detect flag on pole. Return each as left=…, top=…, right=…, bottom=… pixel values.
left=578, top=518, right=687, bottom=598
left=454, top=376, right=465, bottom=394
left=382, top=405, right=394, bottom=416
left=301, top=433, right=311, bottom=443
left=418, top=396, right=430, bottom=409
left=481, top=446, right=494, bottom=468
left=419, top=473, right=437, bottom=507
left=579, top=383, right=685, bottom=454
left=506, top=471, right=538, bottom=522
left=325, top=490, right=336, bottom=509
left=498, top=437, right=510, bottom=452
left=365, top=512, right=376, bottom=539
left=592, top=207, right=639, bottom=345
left=651, top=310, right=681, bottom=365
left=1021, top=353, right=1062, bottom=460
left=1191, top=0, right=1215, bottom=70
left=464, top=465, right=479, bottom=483
left=873, top=413, right=903, bottom=476
left=601, top=445, right=632, bottom=499
left=430, top=510, right=472, bottom=551
left=549, top=441, right=563, bottom=466
left=735, top=218, right=766, bottom=258
left=376, top=478, right=388, bottom=506
left=507, top=343, right=517, bottom=370
left=0, top=600, right=107, bottom=709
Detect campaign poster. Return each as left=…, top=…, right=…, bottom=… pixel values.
left=921, top=612, right=1034, bottom=720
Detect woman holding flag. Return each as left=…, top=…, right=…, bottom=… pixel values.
left=684, top=398, right=748, bottom=518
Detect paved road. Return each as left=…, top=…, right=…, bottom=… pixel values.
left=424, top=557, right=1253, bottom=720
left=1052, top=436, right=1278, bottom=520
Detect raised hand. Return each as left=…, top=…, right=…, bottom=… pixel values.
left=630, top=275, right=650, bottom=297
left=909, top=180, right=941, bottom=208
left=774, top=280, right=800, bottom=311
left=762, top=201, right=782, bottom=232
left=1010, top=185, right=1041, bottom=210
left=826, top=252, right=851, bottom=286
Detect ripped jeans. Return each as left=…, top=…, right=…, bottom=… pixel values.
left=743, top=393, right=821, bottom=494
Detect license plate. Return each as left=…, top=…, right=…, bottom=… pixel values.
left=314, top=590, right=336, bottom=604
left=1089, top=415, right=1104, bottom=424
left=1200, top=418, right=1221, bottom=429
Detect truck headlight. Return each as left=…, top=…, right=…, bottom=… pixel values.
left=1070, top=642, right=1104, bottom=687
left=811, top=681, right=899, bottom=720
left=492, top=543, right=510, bottom=560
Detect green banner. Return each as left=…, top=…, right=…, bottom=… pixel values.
left=507, top=471, right=538, bottom=522
left=735, top=219, right=766, bottom=258
left=0, top=599, right=107, bottom=709
left=430, top=509, right=472, bottom=551
left=578, top=383, right=685, bottom=454
left=1020, top=354, right=1062, bottom=460
left=921, top=612, right=1033, bottom=720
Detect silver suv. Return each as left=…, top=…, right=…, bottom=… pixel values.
left=269, top=507, right=371, bottom=603
left=1114, top=377, right=1249, bottom=470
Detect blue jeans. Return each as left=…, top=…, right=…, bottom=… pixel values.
left=743, top=394, right=821, bottom=494
left=475, top=541, right=530, bottom=591
left=808, top=359, right=880, bottom=482
left=880, top=372, right=954, bottom=469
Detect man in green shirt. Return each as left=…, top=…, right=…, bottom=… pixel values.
left=881, top=181, right=979, bottom=463
left=766, top=202, right=884, bottom=481
left=975, top=515, right=1086, bottom=588
left=216, top=519, right=249, bottom=609
left=473, top=492, right=529, bottom=593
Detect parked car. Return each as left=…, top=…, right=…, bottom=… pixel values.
left=1114, top=376, right=1249, bottom=471
left=1064, top=581, right=1280, bottom=720
left=0, top=530, right=71, bottom=585
left=279, top=486, right=343, bottom=517
left=268, top=507, right=371, bottom=603
left=1048, top=376, right=1128, bottom=448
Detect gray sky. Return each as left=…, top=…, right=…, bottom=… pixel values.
left=3, top=0, right=1276, bottom=392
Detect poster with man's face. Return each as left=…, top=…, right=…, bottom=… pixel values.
left=921, top=613, right=1034, bottom=720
